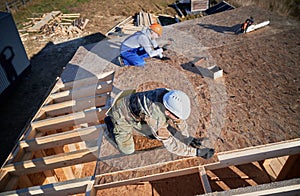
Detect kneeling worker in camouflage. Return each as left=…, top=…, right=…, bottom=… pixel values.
left=105, top=88, right=215, bottom=159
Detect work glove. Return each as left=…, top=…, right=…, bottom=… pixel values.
left=196, top=148, right=215, bottom=159
left=155, top=48, right=163, bottom=58
left=189, top=137, right=208, bottom=148
left=158, top=52, right=163, bottom=59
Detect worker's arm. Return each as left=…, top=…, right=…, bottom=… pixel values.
left=144, top=104, right=196, bottom=156
left=161, top=132, right=197, bottom=156
left=138, top=34, right=163, bottom=58
left=145, top=104, right=214, bottom=158
left=161, top=132, right=215, bottom=159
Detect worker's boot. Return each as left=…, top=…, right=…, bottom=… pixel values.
left=104, top=116, right=117, bottom=147
left=118, top=55, right=125, bottom=67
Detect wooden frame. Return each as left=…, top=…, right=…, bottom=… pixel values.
left=0, top=71, right=114, bottom=193
left=92, top=138, right=300, bottom=191
left=0, top=68, right=299, bottom=195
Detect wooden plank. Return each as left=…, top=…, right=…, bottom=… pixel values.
left=27, top=11, right=61, bottom=32
left=81, top=19, right=89, bottom=30
left=50, top=81, right=112, bottom=103
left=209, top=138, right=300, bottom=170
left=4, top=176, right=19, bottom=191
left=43, top=94, right=107, bottom=117
left=20, top=125, right=104, bottom=152
left=0, top=170, right=12, bottom=190
left=94, top=166, right=200, bottom=190
left=94, top=138, right=300, bottom=190
left=206, top=170, right=231, bottom=191
left=53, top=147, right=76, bottom=180
left=11, top=132, right=43, bottom=164
left=57, top=71, right=114, bottom=91
left=191, top=0, right=209, bottom=12
left=276, top=154, right=299, bottom=180
left=235, top=184, right=300, bottom=196
left=105, top=16, right=133, bottom=36
left=264, top=154, right=299, bottom=181
left=198, top=166, right=212, bottom=193
left=3, top=147, right=98, bottom=176
left=0, top=177, right=92, bottom=196
left=16, top=175, right=33, bottom=190
left=31, top=107, right=107, bottom=132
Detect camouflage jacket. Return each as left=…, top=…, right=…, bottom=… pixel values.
left=125, top=88, right=197, bottom=156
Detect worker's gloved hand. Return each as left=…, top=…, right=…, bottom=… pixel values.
left=189, top=137, right=209, bottom=148
left=155, top=48, right=163, bottom=58
left=196, top=148, right=215, bottom=159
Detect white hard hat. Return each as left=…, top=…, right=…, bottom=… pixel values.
left=163, top=90, right=191, bottom=120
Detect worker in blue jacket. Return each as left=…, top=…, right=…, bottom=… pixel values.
left=119, top=23, right=164, bottom=66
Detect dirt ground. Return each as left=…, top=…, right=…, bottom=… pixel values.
left=0, top=0, right=300, bottom=195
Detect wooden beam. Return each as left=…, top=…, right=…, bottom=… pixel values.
left=235, top=184, right=300, bottom=196
left=0, top=170, right=11, bottom=190
left=57, top=71, right=114, bottom=91
left=50, top=81, right=112, bottom=103
left=3, top=176, right=19, bottom=191
left=20, top=125, right=104, bottom=152
left=0, top=177, right=92, bottom=196
left=3, top=147, right=98, bottom=176
left=198, top=166, right=212, bottom=193
left=94, top=165, right=200, bottom=190
left=43, top=94, right=107, bottom=117
left=16, top=175, right=33, bottom=190
left=31, top=107, right=107, bottom=132
left=93, top=138, right=300, bottom=190
left=207, top=138, right=300, bottom=170
left=11, top=132, right=43, bottom=164
left=53, top=147, right=76, bottom=180
left=263, top=154, right=299, bottom=181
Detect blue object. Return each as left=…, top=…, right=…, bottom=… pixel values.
left=120, top=47, right=149, bottom=66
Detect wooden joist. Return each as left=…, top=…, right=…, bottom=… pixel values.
left=42, top=94, right=108, bottom=117
left=19, top=125, right=105, bottom=152
left=210, top=138, right=300, bottom=170
left=263, top=154, right=299, bottom=181
left=198, top=166, right=212, bottom=193
left=93, top=138, right=300, bottom=190
left=2, top=147, right=98, bottom=176
left=31, top=107, right=108, bottom=132
left=57, top=71, right=114, bottom=91
left=50, top=81, right=112, bottom=103
left=0, top=177, right=92, bottom=196
left=0, top=71, right=114, bottom=193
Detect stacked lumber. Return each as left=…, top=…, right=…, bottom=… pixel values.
left=21, top=11, right=89, bottom=36
left=106, top=11, right=159, bottom=36
left=136, top=11, right=158, bottom=27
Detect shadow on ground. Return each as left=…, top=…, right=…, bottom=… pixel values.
left=0, top=32, right=106, bottom=166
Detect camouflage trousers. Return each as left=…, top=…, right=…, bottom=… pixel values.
left=107, top=96, right=154, bottom=154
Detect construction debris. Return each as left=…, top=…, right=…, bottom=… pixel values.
left=207, top=65, right=223, bottom=79
left=21, top=11, right=89, bottom=37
